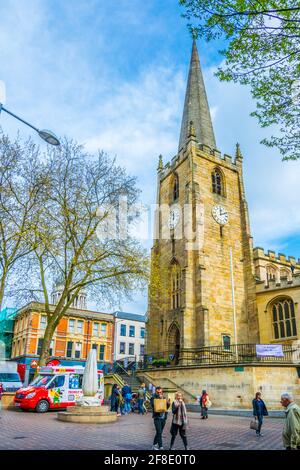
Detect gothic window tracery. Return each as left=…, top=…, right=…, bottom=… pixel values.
left=271, top=298, right=297, bottom=339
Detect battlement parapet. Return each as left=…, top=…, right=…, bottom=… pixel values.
left=253, top=247, right=300, bottom=267
left=256, top=273, right=300, bottom=292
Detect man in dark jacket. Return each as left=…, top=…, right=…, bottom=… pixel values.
left=150, top=386, right=171, bottom=450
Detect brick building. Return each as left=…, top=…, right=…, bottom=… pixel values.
left=11, top=293, right=114, bottom=383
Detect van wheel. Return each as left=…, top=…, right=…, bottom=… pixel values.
left=35, top=400, right=49, bottom=413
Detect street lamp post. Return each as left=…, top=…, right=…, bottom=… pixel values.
left=0, top=103, right=60, bottom=146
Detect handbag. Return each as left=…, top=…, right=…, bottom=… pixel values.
left=206, top=399, right=212, bottom=408
left=250, top=417, right=259, bottom=431
left=154, top=398, right=167, bottom=413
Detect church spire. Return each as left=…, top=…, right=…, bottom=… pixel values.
left=178, top=40, right=216, bottom=152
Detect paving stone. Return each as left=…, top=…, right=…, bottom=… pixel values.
left=0, top=409, right=284, bottom=450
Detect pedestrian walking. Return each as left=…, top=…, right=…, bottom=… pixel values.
left=252, top=392, right=268, bottom=436
left=169, top=392, right=189, bottom=450
left=137, top=383, right=146, bottom=415
left=280, top=392, right=300, bottom=450
left=121, top=382, right=132, bottom=415
left=110, top=384, right=121, bottom=416
left=0, top=382, right=4, bottom=415
left=199, top=389, right=211, bottom=419
left=150, top=386, right=170, bottom=450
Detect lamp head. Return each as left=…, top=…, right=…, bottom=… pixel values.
left=38, top=129, right=60, bottom=146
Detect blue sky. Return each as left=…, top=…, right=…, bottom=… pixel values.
left=0, top=0, right=299, bottom=314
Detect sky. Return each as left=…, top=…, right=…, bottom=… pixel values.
left=0, top=0, right=299, bottom=315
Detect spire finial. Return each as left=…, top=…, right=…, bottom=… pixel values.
left=236, top=143, right=243, bottom=160
left=157, top=154, right=163, bottom=172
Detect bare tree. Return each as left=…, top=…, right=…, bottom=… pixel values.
left=26, top=138, right=148, bottom=366
left=0, top=130, right=45, bottom=311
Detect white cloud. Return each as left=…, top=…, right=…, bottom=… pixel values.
left=1, top=0, right=299, bottom=313
left=85, top=66, right=185, bottom=175
left=203, top=66, right=300, bottom=254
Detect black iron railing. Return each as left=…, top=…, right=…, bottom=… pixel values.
left=137, top=343, right=298, bottom=369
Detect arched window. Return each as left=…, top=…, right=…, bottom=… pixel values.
left=271, top=298, right=297, bottom=339
left=171, top=262, right=181, bottom=309
left=168, top=323, right=180, bottom=364
left=212, top=168, right=223, bottom=195
left=266, top=265, right=277, bottom=282
left=280, top=268, right=292, bottom=281
left=171, top=173, right=179, bottom=202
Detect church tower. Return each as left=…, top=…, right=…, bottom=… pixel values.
left=146, top=41, right=259, bottom=361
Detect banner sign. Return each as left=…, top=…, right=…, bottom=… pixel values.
left=256, top=344, right=284, bottom=357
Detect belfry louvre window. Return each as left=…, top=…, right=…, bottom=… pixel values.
left=171, top=263, right=181, bottom=309
left=212, top=169, right=222, bottom=195
left=272, top=298, right=297, bottom=339
left=173, top=174, right=179, bottom=201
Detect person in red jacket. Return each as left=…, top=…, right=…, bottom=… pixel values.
left=200, top=390, right=210, bottom=419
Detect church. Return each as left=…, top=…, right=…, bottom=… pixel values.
left=144, top=41, right=300, bottom=409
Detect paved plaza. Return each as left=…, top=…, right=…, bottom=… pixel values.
left=0, top=409, right=285, bottom=450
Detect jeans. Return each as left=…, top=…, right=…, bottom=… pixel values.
left=170, top=423, right=188, bottom=449
left=153, top=417, right=166, bottom=448
left=137, top=398, right=144, bottom=414
left=256, top=415, right=263, bottom=434
left=201, top=407, right=208, bottom=418
left=110, top=401, right=119, bottom=413
left=123, top=398, right=131, bottom=414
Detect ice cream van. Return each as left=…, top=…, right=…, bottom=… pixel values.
left=14, top=366, right=104, bottom=413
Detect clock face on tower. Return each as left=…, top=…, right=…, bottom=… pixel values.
left=212, top=205, right=229, bottom=225
left=169, top=207, right=181, bottom=229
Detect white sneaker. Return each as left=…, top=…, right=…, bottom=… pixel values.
left=159, top=447, right=164, bottom=450
left=151, top=444, right=159, bottom=450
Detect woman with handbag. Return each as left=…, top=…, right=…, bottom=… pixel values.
left=200, top=390, right=211, bottom=419
left=252, top=392, right=268, bottom=436
left=169, top=392, right=190, bottom=450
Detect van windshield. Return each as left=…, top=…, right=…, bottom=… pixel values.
left=0, top=373, right=21, bottom=382
left=30, top=375, right=53, bottom=387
